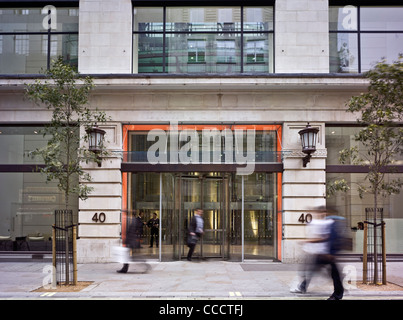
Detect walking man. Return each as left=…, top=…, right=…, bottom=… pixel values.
left=187, top=209, right=204, bottom=261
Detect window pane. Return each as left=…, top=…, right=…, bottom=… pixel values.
left=55, top=8, right=79, bottom=32
left=361, top=7, right=403, bottom=31
left=326, top=173, right=403, bottom=254
left=134, top=33, right=164, bottom=73
left=361, top=33, right=403, bottom=72
left=0, top=34, right=47, bottom=73
left=329, top=6, right=357, bottom=31
left=0, top=172, right=78, bottom=251
left=326, top=126, right=403, bottom=165
left=0, top=8, right=45, bottom=32
left=0, top=126, right=48, bottom=164
left=50, top=34, right=78, bottom=69
left=133, top=7, right=164, bottom=32
left=0, top=7, right=78, bottom=32
left=166, top=33, right=241, bottom=73
left=329, top=33, right=358, bottom=73
left=243, top=33, right=273, bottom=73
left=166, top=7, right=241, bottom=32
left=243, top=7, right=273, bottom=31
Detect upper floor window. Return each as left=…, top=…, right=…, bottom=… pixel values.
left=133, top=6, right=274, bottom=74
left=329, top=6, right=403, bottom=73
left=0, top=6, right=78, bottom=74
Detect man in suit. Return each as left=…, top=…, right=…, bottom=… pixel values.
left=187, top=209, right=204, bottom=261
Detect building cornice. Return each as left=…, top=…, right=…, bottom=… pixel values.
left=0, top=74, right=369, bottom=92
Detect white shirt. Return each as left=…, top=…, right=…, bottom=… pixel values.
left=303, top=219, right=333, bottom=255
left=195, top=215, right=204, bottom=234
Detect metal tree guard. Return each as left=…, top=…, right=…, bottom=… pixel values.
left=363, top=208, right=386, bottom=285
left=53, top=209, right=78, bottom=285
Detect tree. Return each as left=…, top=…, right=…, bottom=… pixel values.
left=25, top=56, right=108, bottom=209
left=329, top=55, right=403, bottom=284
left=25, top=57, right=109, bottom=285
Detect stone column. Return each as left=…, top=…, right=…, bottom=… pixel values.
left=78, top=0, right=132, bottom=74
left=77, top=123, right=122, bottom=263
left=281, top=122, right=327, bottom=263
left=275, top=0, right=329, bottom=73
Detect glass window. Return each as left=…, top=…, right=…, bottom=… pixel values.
left=0, top=172, right=78, bottom=251
left=326, top=173, right=403, bottom=254
left=166, top=7, right=241, bottom=32
left=329, top=5, right=357, bottom=31
left=244, top=34, right=273, bottom=73
left=329, top=6, right=403, bottom=73
left=167, top=33, right=241, bottom=73
left=361, top=7, right=403, bottom=31
left=0, top=126, right=48, bottom=164
left=0, top=6, right=79, bottom=74
left=329, top=33, right=359, bottom=73
left=243, top=7, right=273, bottom=31
left=133, top=6, right=274, bottom=74
left=326, top=126, right=403, bottom=165
left=133, top=7, right=163, bottom=32
left=127, top=125, right=281, bottom=163
left=326, top=125, right=403, bottom=254
left=0, top=125, right=79, bottom=252
left=361, top=33, right=403, bottom=72
left=134, top=33, right=164, bottom=73
left=187, top=39, right=206, bottom=63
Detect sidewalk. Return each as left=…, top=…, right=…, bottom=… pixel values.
left=0, top=260, right=402, bottom=300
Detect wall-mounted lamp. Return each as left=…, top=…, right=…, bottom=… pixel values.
left=85, top=125, right=106, bottom=167
left=298, top=123, right=319, bottom=167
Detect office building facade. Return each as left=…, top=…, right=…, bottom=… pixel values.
left=0, top=0, right=402, bottom=263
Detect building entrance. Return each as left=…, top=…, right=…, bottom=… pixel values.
left=126, top=172, right=280, bottom=261
left=178, top=174, right=229, bottom=259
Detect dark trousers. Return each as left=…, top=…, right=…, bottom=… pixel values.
left=150, top=229, right=159, bottom=247
left=187, top=243, right=196, bottom=260
left=299, top=254, right=344, bottom=299
left=187, top=233, right=200, bottom=260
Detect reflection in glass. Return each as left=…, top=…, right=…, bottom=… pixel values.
left=326, top=126, right=403, bottom=165
left=134, top=34, right=164, bottom=73
left=0, top=126, right=48, bottom=164
left=243, top=34, right=272, bottom=73
left=133, top=6, right=273, bottom=74
left=243, top=173, right=277, bottom=259
left=167, top=33, right=241, bottom=73
left=361, top=7, right=403, bottom=31
left=166, top=7, right=241, bottom=32
left=329, top=6, right=358, bottom=31
left=50, top=34, right=78, bottom=68
left=133, top=7, right=164, bottom=32
left=243, top=7, right=273, bottom=31
left=329, top=33, right=358, bottom=73
left=0, top=34, right=47, bottom=73
left=361, top=33, right=403, bottom=72
left=0, top=172, right=78, bottom=251
left=326, top=173, right=403, bottom=254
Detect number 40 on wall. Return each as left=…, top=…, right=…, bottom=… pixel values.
left=92, top=212, right=106, bottom=223
left=298, top=213, right=312, bottom=224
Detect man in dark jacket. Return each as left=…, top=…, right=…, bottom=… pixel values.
left=147, top=212, right=159, bottom=248
left=187, top=209, right=204, bottom=261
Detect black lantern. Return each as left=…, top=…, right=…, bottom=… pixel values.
left=86, top=125, right=106, bottom=166
left=298, top=123, right=319, bottom=167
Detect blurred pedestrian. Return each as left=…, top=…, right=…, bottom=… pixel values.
left=290, top=212, right=344, bottom=300
left=117, top=211, right=145, bottom=273
left=187, top=209, right=204, bottom=261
